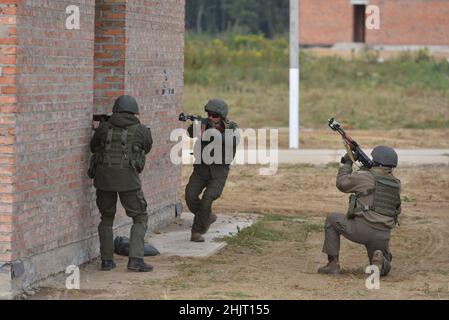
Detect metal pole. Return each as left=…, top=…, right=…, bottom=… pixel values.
left=289, top=0, right=300, bottom=149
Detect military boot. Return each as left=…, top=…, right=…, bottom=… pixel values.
left=127, top=257, right=153, bottom=272
left=372, top=250, right=391, bottom=277
left=191, top=232, right=205, bottom=242
left=101, top=260, right=116, bottom=271
left=318, top=256, right=340, bottom=275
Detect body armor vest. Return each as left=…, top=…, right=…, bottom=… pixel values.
left=347, top=171, right=401, bottom=222
left=103, top=123, right=139, bottom=169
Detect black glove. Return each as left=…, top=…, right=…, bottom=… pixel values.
left=341, top=153, right=353, bottom=164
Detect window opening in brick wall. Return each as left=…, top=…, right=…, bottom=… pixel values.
left=353, top=4, right=366, bottom=43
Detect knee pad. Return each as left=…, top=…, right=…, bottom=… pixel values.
left=133, top=214, right=148, bottom=227
left=325, top=212, right=341, bottom=226
left=100, top=215, right=114, bottom=226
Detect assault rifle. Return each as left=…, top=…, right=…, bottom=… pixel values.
left=92, top=114, right=151, bottom=131
left=328, top=117, right=374, bottom=169
left=178, top=112, right=203, bottom=122
left=93, top=114, right=110, bottom=123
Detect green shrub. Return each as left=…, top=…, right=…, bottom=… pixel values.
left=185, top=34, right=449, bottom=129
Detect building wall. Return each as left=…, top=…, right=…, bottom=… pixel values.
left=0, top=0, right=184, bottom=298
left=94, top=0, right=125, bottom=113
left=366, top=0, right=449, bottom=46
left=125, top=0, right=184, bottom=216
left=300, top=0, right=449, bottom=46
left=300, top=0, right=353, bottom=45
left=0, top=0, right=17, bottom=299
left=13, top=0, right=96, bottom=294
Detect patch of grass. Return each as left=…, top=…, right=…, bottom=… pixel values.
left=404, top=119, right=449, bottom=129
left=434, top=269, right=449, bottom=276
left=423, top=283, right=449, bottom=298
left=302, top=223, right=324, bottom=234
left=263, top=214, right=298, bottom=221
left=401, top=195, right=416, bottom=203
left=185, top=34, right=449, bottom=129
left=325, top=162, right=341, bottom=169
left=170, top=282, right=192, bottom=290
left=222, top=291, right=254, bottom=299
left=219, top=215, right=324, bottom=249
left=207, top=258, right=228, bottom=265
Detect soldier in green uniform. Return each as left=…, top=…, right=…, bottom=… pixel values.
left=318, top=146, right=401, bottom=277
left=89, top=95, right=154, bottom=272
left=185, top=99, right=240, bottom=242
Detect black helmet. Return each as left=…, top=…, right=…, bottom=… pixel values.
left=204, top=99, right=228, bottom=118
left=112, top=95, right=139, bottom=114
left=371, top=145, right=398, bottom=168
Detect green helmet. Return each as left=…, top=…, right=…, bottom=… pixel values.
left=204, top=99, right=228, bottom=118
left=371, top=145, right=398, bottom=168
left=112, top=95, right=139, bottom=114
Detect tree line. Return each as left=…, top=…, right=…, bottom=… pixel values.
left=186, top=0, right=290, bottom=38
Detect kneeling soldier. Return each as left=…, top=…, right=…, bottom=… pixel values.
left=319, top=146, right=401, bottom=277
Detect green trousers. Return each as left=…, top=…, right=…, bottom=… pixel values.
left=96, top=189, right=148, bottom=260
left=323, top=212, right=392, bottom=264
left=185, top=165, right=228, bottom=234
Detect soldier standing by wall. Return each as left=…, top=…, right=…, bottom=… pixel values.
left=318, top=146, right=402, bottom=277
left=89, top=95, right=154, bottom=272
left=185, top=99, right=240, bottom=242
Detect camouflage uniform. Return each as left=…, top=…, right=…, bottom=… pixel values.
left=320, top=147, right=401, bottom=276
left=185, top=99, right=239, bottom=240
left=89, top=95, right=153, bottom=271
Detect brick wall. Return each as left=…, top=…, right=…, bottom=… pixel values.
left=300, top=0, right=353, bottom=46
left=13, top=0, right=96, bottom=282
left=0, top=0, right=17, bottom=277
left=0, top=0, right=184, bottom=297
left=125, top=0, right=184, bottom=215
left=300, top=0, right=449, bottom=46
left=367, top=0, right=449, bottom=46
left=94, top=0, right=125, bottom=113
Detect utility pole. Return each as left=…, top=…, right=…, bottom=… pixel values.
left=289, top=0, right=300, bottom=149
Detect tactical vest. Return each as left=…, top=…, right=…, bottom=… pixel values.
left=101, top=123, right=144, bottom=172
left=347, top=171, right=401, bottom=223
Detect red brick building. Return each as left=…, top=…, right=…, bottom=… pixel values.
left=300, top=0, right=449, bottom=46
left=0, top=0, right=184, bottom=298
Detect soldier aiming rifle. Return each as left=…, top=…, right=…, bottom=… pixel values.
left=318, top=118, right=402, bottom=277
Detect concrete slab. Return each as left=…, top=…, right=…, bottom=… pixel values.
left=145, top=213, right=258, bottom=258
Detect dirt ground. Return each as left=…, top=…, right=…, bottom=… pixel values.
left=275, top=128, right=449, bottom=149
left=29, top=161, right=449, bottom=300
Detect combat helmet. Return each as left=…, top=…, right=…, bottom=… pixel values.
left=371, top=145, right=398, bottom=168
left=205, top=99, right=228, bottom=119
left=112, top=95, right=139, bottom=114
